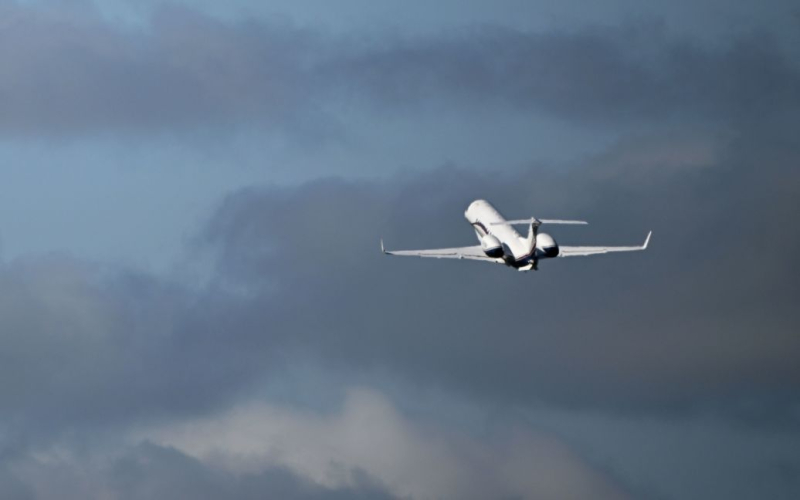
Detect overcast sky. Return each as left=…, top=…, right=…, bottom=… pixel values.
left=0, top=1, right=798, bottom=499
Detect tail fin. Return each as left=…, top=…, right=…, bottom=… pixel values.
left=525, top=220, right=539, bottom=253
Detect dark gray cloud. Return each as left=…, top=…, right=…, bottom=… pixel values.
left=330, top=26, right=800, bottom=126
left=0, top=1, right=798, bottom=498
left=0, top=255, right=262, bottom=445
left=0, top=122, right=795, bottom=448
left=0, top=3, right=319, bottom=136
left=0, top=2, right=797, bottom=137
left=202, top=122, right=799, bottom=420
left=1, top=128, right=796, bottom=496
left=0, top=251, right=637, bottom=498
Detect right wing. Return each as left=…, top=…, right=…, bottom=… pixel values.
left=558, top=231, right=652, bottom=257
left=381, top=240, right=505, bottom=263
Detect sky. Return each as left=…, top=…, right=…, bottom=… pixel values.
left=0, top=0, right=798, bottom=498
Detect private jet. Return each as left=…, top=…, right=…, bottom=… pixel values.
left=381, top=199, right=650, bottom=271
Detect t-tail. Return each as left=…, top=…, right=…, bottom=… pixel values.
left=525, top=220, right=540, bottom=254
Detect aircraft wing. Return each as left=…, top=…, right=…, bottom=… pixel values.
left=381, top=240, right=505, bottom=263
left=558, top=232, right=651, bottom=257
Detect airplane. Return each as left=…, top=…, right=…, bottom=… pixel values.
left=381, top=199, right=651, bottom=271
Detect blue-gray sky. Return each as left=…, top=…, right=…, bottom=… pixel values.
left=0, top=1, right=798, bottom=499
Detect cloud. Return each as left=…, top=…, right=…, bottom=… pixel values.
left=5, top=440, right=398, bottom=500
left=133, top=387, right=632, bottom=500
left=0, top=3, right=797, bottom=137
left=0, top=388, right=635, bottom=500
left=0, top=3, right=797, bottom=497
left=0, top=120, right=795, bottom=464
left=0, top=2, right=320, bottom=136
left=201, top=123, right=800, bottom=420
left=0, top=122, right=796, bottom=451
left=0, top=254, right=262, bottom=443
left=329, top=26, right=800, bottom=129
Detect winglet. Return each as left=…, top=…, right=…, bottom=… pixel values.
left=380, top=239, right=386, bottom=254
left=642, top=231, right=652, bottom=249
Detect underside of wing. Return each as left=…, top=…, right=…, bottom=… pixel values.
left=558, top=231, right=652, bottom=257
left=381, top=241, right=505, bottom=263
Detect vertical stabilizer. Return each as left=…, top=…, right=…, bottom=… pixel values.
left=525, top=219, right=540, bottom=253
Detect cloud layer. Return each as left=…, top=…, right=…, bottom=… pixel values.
left=135, top=388, right=632, bottom=500
left=0, top=2, right=797, bottom=137
left=0, top=121, right=797, bottom=496
left=0, top=1, right=799, bottom=498
left=201, top=128, right=800, bottom=417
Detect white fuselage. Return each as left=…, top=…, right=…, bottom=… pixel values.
left=464, top=199, right=558, bottom=269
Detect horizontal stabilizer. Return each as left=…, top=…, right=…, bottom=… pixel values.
left=539, top=219, right=589, bottom=225
left=492, top=218, right=588, bottom=226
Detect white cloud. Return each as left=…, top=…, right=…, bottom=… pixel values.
left=133, top=387, right=631, bottom=500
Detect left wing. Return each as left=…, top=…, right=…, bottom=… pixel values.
left=381, top=240, right=505, bottom=263
left=558, top=231, right=652, bottom=257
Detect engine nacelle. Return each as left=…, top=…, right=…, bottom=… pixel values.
left=481, top=235, right=503, bottom=258
left=535, top=233, right=559, bottom=258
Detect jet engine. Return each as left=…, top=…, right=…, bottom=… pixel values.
left=535, top=233, right=559, bottom=258
left=480, top=234, right=504, bottom=258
